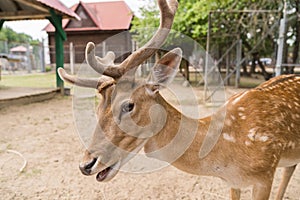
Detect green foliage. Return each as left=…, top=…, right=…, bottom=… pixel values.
left=0, top=26, right=36, bottom=43
left=45, top=65, right=52, bottom=72
left=131, top=0, right=236, bottom=46
left=0, top=26, right=40, bottom=53
left=131, top=0, right=159, bottom=46
left=131, top=0, right=285, bottom=58
left=174, top=0, right=216, bottom=40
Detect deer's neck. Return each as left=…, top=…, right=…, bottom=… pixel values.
left=144, top=94, right=218, bottom=176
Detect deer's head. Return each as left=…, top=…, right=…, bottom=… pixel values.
left=58, top=0, right=180, bottom=182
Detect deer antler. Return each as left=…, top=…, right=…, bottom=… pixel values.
left=57, top=68, right=114, bottom=89
left=86, top=0, right=179, bottom=79
left=58, top=0, right=178, bottom=89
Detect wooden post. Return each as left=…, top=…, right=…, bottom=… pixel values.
left=0, top=20, right=5, bottom=30
left=204, top=12, right=212, bottom=100
left=102, top=41, right=106, bottom=57
left=70, top=42, right=74, bottom=74
left=0, top=19, right=4, bottom=80
left=275, top=21, right=286, bottom=76
left=47, top=9, right=67, bottom=93
left=41, top=39, right=45, bottom=72
left=235, top=39, right=242, bottom=88
left=226, top=52, right=230, bottom=86
left=26, top=43, right=32, bottom=73
left=55, top=21, right=64, bottom=90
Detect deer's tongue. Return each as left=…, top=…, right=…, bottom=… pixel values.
left=95, top=161, right=121, bottom=182
left=96, top=167, right=112, bottom=182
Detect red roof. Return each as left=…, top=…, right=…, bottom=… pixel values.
left=37, top=0, right=80, bottom=20
left=10, top=45, right=27, bottom=52
left=44, top=1, right=133, bottom=32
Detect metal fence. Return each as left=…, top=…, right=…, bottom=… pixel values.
left=0, top=40, right=45, bottom=74
left=46, top=41, right=136, bottom=75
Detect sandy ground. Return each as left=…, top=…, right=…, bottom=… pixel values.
left=0, top=92, right=300, bottom=199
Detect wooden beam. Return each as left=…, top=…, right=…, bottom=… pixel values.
left=0, top=14, right=49, bottom=20
left=46, top=9, right=66, bottom=91
left=14, top=0, right=49, bottom=13
left=0, top=11, right=49, bottom=20
left=12, top=0, right=23, bottom=11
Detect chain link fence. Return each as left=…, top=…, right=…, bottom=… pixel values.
left=0, top=40, right=45, bottom=76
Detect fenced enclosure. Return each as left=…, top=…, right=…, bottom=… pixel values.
left=0, top=40, right=45, bottom=76
left=204, top=4, right=300, bottom=91
left=47, top=41, right=134, bottom=75
left=1, top=1, right=300, bottom=199
left=205, top=10, right=281, bottom=87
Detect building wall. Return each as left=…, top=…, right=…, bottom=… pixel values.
left=48, top=30, right=132, bottom=64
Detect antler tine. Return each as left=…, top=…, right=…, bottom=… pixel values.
left=58, top=68, right=112, bottom=89
left=85, top=42, right=123, bottom=77
left=118, top=0, right=179, bottom=76
left=85, top=0, right=178, bottom=79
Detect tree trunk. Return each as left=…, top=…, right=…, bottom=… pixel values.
left=251, top=52, right=271, bottom=80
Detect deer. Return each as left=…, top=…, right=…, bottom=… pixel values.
left=57, top=0, right=300, bottom=199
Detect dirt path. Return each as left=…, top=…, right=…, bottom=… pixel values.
left=0, top=96, right=299, bottom=200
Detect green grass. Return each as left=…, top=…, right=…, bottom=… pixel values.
left=0, top=72, right=56, bottom=88
left=0, top=71, right=265, bottom=90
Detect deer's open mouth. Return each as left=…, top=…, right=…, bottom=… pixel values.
left=96, top=160, right=121, bottom=182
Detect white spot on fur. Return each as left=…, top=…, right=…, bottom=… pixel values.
left=241, top=116, right=246, bottom=120
left=223, top=133, right=236, bottom=143
left=238, top=107, right=245, bottom=111
left=245, top=141, right=251, bottom=146
left=230, top=115, right=236, bottom=121
left=258, top=135, right=269, bottom=142
left=248, top=128, right=257, bottom=141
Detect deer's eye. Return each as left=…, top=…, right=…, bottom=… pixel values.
left=121, top=102, right=134, bottom=113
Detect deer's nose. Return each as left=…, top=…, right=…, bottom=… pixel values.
left=79, top=157, right=97, bottom=175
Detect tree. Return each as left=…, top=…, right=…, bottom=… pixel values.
left=0, top=26, right=40, bottom=53
left=132, top=0, right=300, bottom=80
left=131, top=0, right=230, bottom=46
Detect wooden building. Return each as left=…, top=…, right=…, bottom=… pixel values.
left=44, top=0, right=133, bottom=64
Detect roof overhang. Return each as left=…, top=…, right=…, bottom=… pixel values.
left=0, top=0, right=80, bottom=21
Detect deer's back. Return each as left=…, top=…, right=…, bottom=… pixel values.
left=219, top=75, right=300, bottom=171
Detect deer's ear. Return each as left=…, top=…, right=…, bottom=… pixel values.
left=146, top=48, right=182, bottom=96
left=150, top=48, right=182, bottom=88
